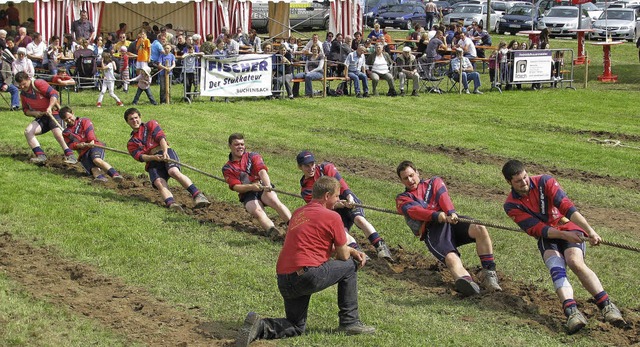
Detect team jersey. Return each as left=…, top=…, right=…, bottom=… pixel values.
left=20, top=79, right=59, bottom=114
left=127, top=120, right=166, bottom=169
left=62, top=117, right=104, bottom=158
left=395, top=177, right=456, bottom=237
left=222, top=151, right=268, bottom=190
left=276, top=201, right=347, bottom=274
left=299, top=162, right=352, bottom=203
left=504, top=175, right=584, bottom=238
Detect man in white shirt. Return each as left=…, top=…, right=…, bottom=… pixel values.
left=344, top=45, right=369, bottom=98
left=450, top=48, right=482, bottom=94
left=457, top=32, right=477, bottom=58
left=26, top=32, right=46, bottom=69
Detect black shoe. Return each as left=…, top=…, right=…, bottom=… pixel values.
left=411, top=90, right=419, bottom=96
left=236, top=312, right=262, bottom=347
left=356, top=93, right=363, bottom=98
left=10, top=105, right=20, bottom=111
left=454, top=278, right=480, bottom=297
left=363, top=92, right=370, bottom=98
left=399, top=90, right=406, bottom=97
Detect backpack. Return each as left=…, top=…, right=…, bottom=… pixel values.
left=336, top=81, right=349, bottom=96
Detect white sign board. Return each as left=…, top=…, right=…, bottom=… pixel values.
left=512, top=50, right=553, bottom=82
left=200, top=54, right=272, bottom=97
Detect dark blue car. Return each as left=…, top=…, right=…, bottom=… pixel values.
left=375, top=2, right=427, bottom=30
left=497, top=4, right=543, bottom=35
left=365, top=0, right=401, bottom=27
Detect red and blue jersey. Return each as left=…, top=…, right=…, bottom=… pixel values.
left=62, top=117, right=104, bottom=158
left=395, top=177, right=456, bottom=237
left=504, top=175, right=584, bottom=238
left=127, top=120, right=166, bottom=168
left=222, top=151, right=268, bottom=190
left=20, top=79, right=59, bottom=114
left=299, top=162, right=352, bottom=203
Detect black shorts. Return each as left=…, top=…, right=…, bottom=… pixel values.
left=147, top=148, right=181, bottom=188
left=335, top=193, right=365, bottom=231
left=537, top=234, right=586, bottom=258
left=79, top=147, right=105, bottom=174
left=240, top=184, right=275, bottom=204
left=35, top=114, right=63, bottom=134
left=423, top=215, right=475, bottom=263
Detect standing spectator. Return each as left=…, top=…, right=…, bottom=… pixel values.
left=395, top=46, right=420, bottom=96
left=425, top=0, right=438, bottom=32
left=130, top=66, right=157, bottom=105
left=182, top=44, right=200, bottom=99
left=26, top=32, right=46, bottom=70
left=12, top=47, right=34, bottom=77
left=297, top=151, right=393, bottom=260
left=0, top=57, right=20, bottom=110
left=157, top=43, right=175, bottom=104
left=222, top=133, right=292, bottom=237
left=329, top=33, right=351, bottom=76
left=135, top=30, right=150, bottom=70
left=14, top=26, right=31, bottom=49
left=149, top=33, right=166, bottom=69
left=502, top=159, right=625, bottom=334
left=200, top=34, right=215, bottom=55
left=119, top=46, right=130, bottom=93
left=14, top=71, right=77, bottom=164
left=96, top=52, right=123, bottom=107
left=450, top=47, right=482, bottom=94
left=322, top=32, right=333, bottom=56
left=292, top=44, right=324, bottom=98
left=365, top=42, right=396, bottom=96
left=235, top=176, right=374, bottom=347
left=124, top=107, right=211, bottom=211
left=6, top=2, right=19, bottom=29
left=116, top=22, right=127, bottom=39
left=71, top=10, right=95, bottom=42
left=114, top=32, right=131, bottom=57
left=190, top=34, right=201, bottom=52
left=395, top=161, right=501, bottom=296
left=59, top=106, right=124, bottom=183
left=273, top=44, right=293, bottom=99
left=344, top=45, right=369, bottom=98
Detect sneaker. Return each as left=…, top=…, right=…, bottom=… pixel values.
left=566, top=307, right=588, bottom=334
left=193, top=193, right=211, bottom=209
left=356, top=93, right=363, bottom=98
left=64, top=154, right=78, bottom=164
left=337, top=321, right=376, bottom=335
left=169, top=203, right=184, bottom=212
left=463, top=89, right=470, bottom=94
left=399, top=90, right=406, bottom=97
left=236, top=312, right=262, bottom=347
left=454, top=277, right=480, bottom=297
left=30, top=154, right=47, bottom=163
left=375, top=240, right=393, bottom=262
left=10, top=105, right=20, bottom=111
left=387, top=89, right=397, bottom=97
left=112, top=174, right=124, bottom=182
left=473, top=89, right=483, bottom=95
left=411, top=90, right=419, bottom=96
left=601, top=302, right=625, bottom=326
left=288, top=95, right=294, bottom=100
left=363, top=92, right=370, bottom=98
left=117, top=101, right=124, bottom=107
left=93, top=176, right=108, bottom=183
left=96, top=102, right=102, bottom=108
left=479, top=270, right=502, bottom=292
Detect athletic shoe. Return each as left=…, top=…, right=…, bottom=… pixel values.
left=566, top=307, right=587, bottom=334
left=117, top=101, right=124, bottom=107
left=93, top=176, right=108, bottom=183
left=454, top=277, right=480, bottom=297
left=601, top=302, right=625, bottom=326
left=399, top=89, right=406, bottom=97
left=363, top=92, right=370, bottom=98
left=375, top=240, right=393, bottom=262
left=356, top=93, right=363, bottom=98
left=463, top=89, right=470, bottom=94
left=169, top=203, right=184, bottom=212
left=193, top=193, right=211, bottom=209
left=236, top=312, right=262, bottom=347
left=10, top=105, right=20, bottom=111
left=473, top=89, right=483, bottom=95
left=479, top=269, right=502, bottom=292
left=267, top=226, right=285, bottom=241
left=96, top=102, right=102, bottom=108
left=337, top=321, right=376, bottom=335
left=30, top=154, right=47, bottom=163
left=411, top=90, right=419, bottom=96
left=112, top=174, right=124, bottom=182
left=64, top=154, right=78, bottom=164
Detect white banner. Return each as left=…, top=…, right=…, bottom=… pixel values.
left=200, top=54, right=272, bottom=97
left=512, top=50, right=553, bottom=82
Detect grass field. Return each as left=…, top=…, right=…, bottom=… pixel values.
left=0, top=32, right=639, bottom=346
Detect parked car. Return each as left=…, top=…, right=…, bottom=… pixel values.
left=591, top=7, right=640, bottom=41
left=251, top=1, right=330, bottom=32
left=491, top=0, right=529, bottom=18
left=607, top=0, right=640, bottom=8
left=441, top=0, right=467, bottom=17
left=364, top=0, right=401, bottom=27
left=580, top=2, right=604, bottom=21
left=497, top=4, right=543, bottom=35
left=374, top=2, right=427, bottom=30
left=441, top=3, right=498, bottom=31
left=538, top=6, right=593, bottom=37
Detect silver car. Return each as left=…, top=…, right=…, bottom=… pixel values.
left=442, top=3, right=498, bottom=31
left=538, top=6, right=593, bottom=37
left=592, top=8, right=640, bottom=41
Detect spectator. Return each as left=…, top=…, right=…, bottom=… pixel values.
left=293, top=44, right=324, bottom=98
left=329, top=33, right=351, bottom=76
left=135, top=29, right=151, bottom=70
left=322, top=31, right=333, bottom=56
left=190, top=34, right=201, bottom=52
left=119, top=46, right=130, bottom=93
left=6, top=1, right=19, bottom=29
left=93, top=36, right=106, bottom=65
left=451, top=47, right=482, bottom=94
left=0, top=29, right=7, bottom=50
left=284, top=35, right=298, bottom=52
left=157, top=43, right=175, bottom=104
left=71, top=10, right=95, bottom=42
left=420, top=30, right=446, bottom=79
left=472, top=23, right=492, bottom=58
left=365, top=42, right=396, bottom=96
left=200, top=34, right=215, bottom=55
left=367, top=23, right=384, bottom=41
left=245, top=29, right=262, bottom=53
left=233, top=26, right=247, bottom=44
left=182, top=44, right=201, bottom=99
left=150, top=33, right=166, bottom=69
left=51, top=69, right=76, bottom=86
left=113, top=33, right=131, bottom=58
left=5, top=37, right=15, bottom=54
left=273, top=44, right=293, bottom=99
left=25, top=31, right=46, bottom=69
left=14, top=26, right=31, bottom=49
left=160, top=26, right=173, bottom=45
left=0, top=57, right=20, bottom=110
left=223, top=33, right=240, bottom=56
left=116, top=22, right=127, bottom=39
left=235, top=176, right=374, bottom=347
left=46, top=35, right=62, bottom=75
left=457, top=31, right=476, bottom=58
left=12, top=47, right=34, bottom=77
left=302, top=33, right=322, bottom=53
left=425, top=0, right=438, bottom=31
left=96, top=52, right=123, bottom=107
left=395, top=46, right=420, bottom=96
left=351, top=31, right=362, bottom=51
left=344, top=45, right=369, bottom=98
left=213, top=37, right=226, bottom=56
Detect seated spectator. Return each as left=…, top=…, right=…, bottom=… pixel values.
left=244, top=29, right=262, bottom=53
left=322, top=32, right=333, bottom=56
left=451, top=47, right=482, bottom=94
left=416, top=32, right=429, bottom=58
left=233, top=26, right=248, bottom=45
left=26, top=31, right=46, bottom=69
left=223, top=34, right=240, bottom=56
left=0, top=29, right=7, bottom=50
left=351, top=31, right=363, bottom=51
left=51, top=69, right=76, bottom=86
left=329, top=33, right=351, bottom=76
left=457, top=32, right=476, bottom=58
left=368, top=23, right=384, bottom=41
left=5, top=37, right=15, bottom=54
left=283, top=35, right=297, bottom=53
left=47, top=35, right=62, bottom=75
left=0, top=57, right=20, bottom=110
left=12, top=47, right=34, bottom=77
left=344, top=45, right=369, bottom=98
left=14, top=26, right=31, bottom=49
left=293, top=44, right=324, bottom=98
left=382, top=28, right=395, bottom=52
left=365, top=42, right=396, bottom=96
left=113, top=32, right=131, bottom=58
left=420, top=30, right=446, bottom=79
left=472, top=23, right=492, bottom=58
left=395, top=46, right=419, bottom=96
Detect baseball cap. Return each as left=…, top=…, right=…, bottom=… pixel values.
left=402, top=46, right=411, bottom=53
left=296, top=151, right=315, bottom=165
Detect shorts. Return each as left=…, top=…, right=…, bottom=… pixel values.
left=79, top=147, right=105, bottom=174
left=335, top=193, right=365, bottom=231
left=423, top=215, right=475, bottom=263
left=240, top=183, right=275, bottom=204
left=146, top=148, right=181, bottom=188
left=537, top=235, right=586, bottom=258
left=136, top=61, right=149, bottom=70
left=35, top=114, right=62, bottom=134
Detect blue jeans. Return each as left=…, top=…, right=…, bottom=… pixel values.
left=294, top=71, right=322, bottom=96
left=3, top=84, right=19, bottom=107
left=132, top=87, right=157, bottom=105
left=257, top=259, right=360, bottom=340
left=452, top=71, right=481, bottom=91
left=348, top=71, right=368, bottom=94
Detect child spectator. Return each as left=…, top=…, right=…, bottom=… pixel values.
left=51, top=69, right=76, bottom=86
left=157, top=43, right=175, bottom=104
left=119, top=45, right=130, bottom=93
left=135, top=29, right=150, bottom=69
left=96, top=52, right=123, bottom=107
left=130, top=66, right=157, bottom=105
left=182, top=44, right=201, bottom=99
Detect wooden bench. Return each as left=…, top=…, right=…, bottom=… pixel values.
left=290, top=70, right=347, bottom=97
left=470, top=57, right=490, bottom=73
